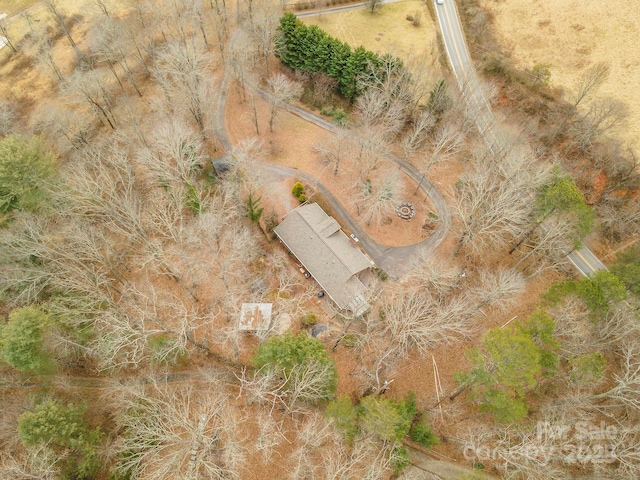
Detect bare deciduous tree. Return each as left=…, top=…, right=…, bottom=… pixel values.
left=238, top=360, right=335, bottom=414
left=0, top=213, right=121, bottom=308
left=351, top=125, right=389, bottom=181
left=226, top=29, right=255, bottom=98
left=93, top=0, right=111, bottom=16
left=368, top=0, right=383, bottom=14
left=248, top=5, right=279, bottom=78
left=599, top=199, right=640, bottom=242
left=405, top=254, right=461, bottom=297
left=0, top=445, right=61, bottom=480
left=356, top=56, right=417, bottom=137
left=34, top=104, right=93, bottom=149
left=357, top=169, right=400, bottom=226
left=266, top=73, right=302, bottom=132
left=289, top=413, right=391, bottom=480
left=254, top=413, right=286, bottom=462
left=571, top=62, right=610, bottom=110
left=111, top=382, right=245, bottom=480
left=314, top=127, right=352, bottom=176
left=66, top=142, right=148, bottom=243
left=401, top=109, right=436, bottom=159
left=452, top=154, right=532, bottom=257
left=569, top=96, right=629, bottom=153
left=44, top=0, right=82, bottom=59
left=414, top=122, right=464, bottom=193
left=155, top=39, right=214, bottom=135
left=589, top=343, right=640, bottom=413
left=88, top=16, right=143, bottom=96
left=64, top=69, right=117, bottom=129
left=513, top=215, right=576, bottom=276
left=138, top=117, right=205, bottom=189
left=226, top=136, right=265, bottom=193
left=467, top=268, right=525, bottom=315
left=25, top=18, right=65, bottom=83
left=380, top=289, right=476, bottom=358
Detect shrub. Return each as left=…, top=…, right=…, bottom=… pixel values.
left=330, top=108, right=347, bottom=125
left=298, top=193, right=307, bottom=203
left=390, top=446, right=411, bottom=474
left=373, top=267, right=388, bottom=281
left=327, top=394, right=419, bottom=471
left=0, top=306, right=54, bottom=374
left=301, top=313, right=318, bottom=327
left=320, top=106, right=333, bottom=116
left=340, top=333, right=360, bottom=348
left=264, top=213, right=279, bottom=232
left=292, top=181, right=305, bottom=198
left=410, top=420, right=439, bottom=448
left=359, top=395, right=415, bottom=443
left=320, top=105, right=347, bottom=125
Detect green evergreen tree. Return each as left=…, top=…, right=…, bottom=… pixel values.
left=535, top=169, right=594, bottom=248
left=247, top=191, right=264, bottom=222
left=326, top=396, right=359, bottom=442
left=276, top=14, right=395, bottom=102
left=510, top=168, right=593, bottom=256
left=18, top=398, right=103, bottom=478
left=610, top=245, right=640, bottom=296
left=358, top=395, right=415, bottom=443
left=253, top=333, right=338, bottom=401
left=0, top=135, right=56, bottom=213
left=427, top=79, right=453, bottom=118
left=456, top=311, right=559, bottom=422
left=544, top=270, right=627, bottom=321
left=0, top=306, right=54, bottom=374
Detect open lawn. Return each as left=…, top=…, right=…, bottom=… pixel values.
left=303, top=0, right=442, bottom=75
left=0, top=0, right=39, bottom=16
left=479, top=0, right=640, bottom=150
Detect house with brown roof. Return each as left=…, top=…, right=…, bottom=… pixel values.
left=274, top=203, right=372, bottom=316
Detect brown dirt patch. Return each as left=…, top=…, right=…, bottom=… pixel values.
left=224, top=81, right=437, bottom=248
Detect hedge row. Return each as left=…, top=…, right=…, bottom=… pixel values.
left=277, top=12, right=399, bottom=102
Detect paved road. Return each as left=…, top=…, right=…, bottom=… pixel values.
left=294, top=0, right=403, bottom=18
left=435, top=0, right=498, bottom=148
left=435, top=0, right=605, bottom=277
left=567, top=246, right=607, bottom=276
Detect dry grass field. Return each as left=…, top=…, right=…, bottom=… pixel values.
left=0, top=0, right=39, bottom=16
left=303, top=0, right=442, bottom=75
left=478, top=0, right=640, bottom=149
left=0, top=0, right=96, bottom=18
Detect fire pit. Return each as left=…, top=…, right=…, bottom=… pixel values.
left=395, top=202, right=416, bottom=220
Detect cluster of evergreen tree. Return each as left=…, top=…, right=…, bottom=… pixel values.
left=277, top=12, right=399, bottom=101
